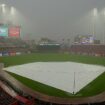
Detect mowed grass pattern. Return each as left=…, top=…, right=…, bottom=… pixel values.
left=1, top=53, right=105, bottom=97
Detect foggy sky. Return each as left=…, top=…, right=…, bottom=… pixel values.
left=0, top=0, right=105, bottom=42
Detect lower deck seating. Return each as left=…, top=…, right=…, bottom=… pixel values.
left=70, top=44, right=105, bottom=56
left=0, top=88, right=17, bottom=105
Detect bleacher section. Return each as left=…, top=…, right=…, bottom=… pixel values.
left=0, top=37, right=30, bottom=56
left=70, top=44, right=105, bottom=56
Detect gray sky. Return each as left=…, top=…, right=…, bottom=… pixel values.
left=0, top=0, right=105, bottom=42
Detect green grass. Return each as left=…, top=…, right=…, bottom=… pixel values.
left=1, top=53, right=105, bottom=98
left=0, top=53, right=105, bottom=67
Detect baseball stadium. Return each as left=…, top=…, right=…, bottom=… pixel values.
left=1, top=1, right=105, bottom=105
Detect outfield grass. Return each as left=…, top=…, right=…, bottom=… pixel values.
left=0, top=53, right=105, bottom=67
left=1, top=53, right=105, bottom=98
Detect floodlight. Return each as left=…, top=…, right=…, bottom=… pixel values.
left=93, top=8, right=98, bottom=16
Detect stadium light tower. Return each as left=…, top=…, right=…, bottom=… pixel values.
left=92, top=8, right=98, bottom=39
left=1, top=4, right=6, bottom=7
left=10, top=6, right=15, bottom=15
left=93, top=8, right=98, bottom=17
left=103, top=8, right=105, bottom=44
left=104, top=8, right=105, bottom=16
left=10, top=6, right=16, bottom=25
left=1, top=4, right=6, bottom=14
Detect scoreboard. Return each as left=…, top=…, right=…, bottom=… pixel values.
left=74, top=35, right=94, bottom=44
left=9, top=26, right=20, bottom=37
left=0, top=26, right=8, bottom=37
left=0, top=25, right=20, bottom=38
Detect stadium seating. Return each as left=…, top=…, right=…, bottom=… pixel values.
left=70, top=44, right=105, bottom=56
left=0, top=78, right=35, bottom=105
left=0, top=37, right=28, bottom=48
left=0, top=87, right=17, bottom=105
left=0, top=37, right=30, bottom=56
